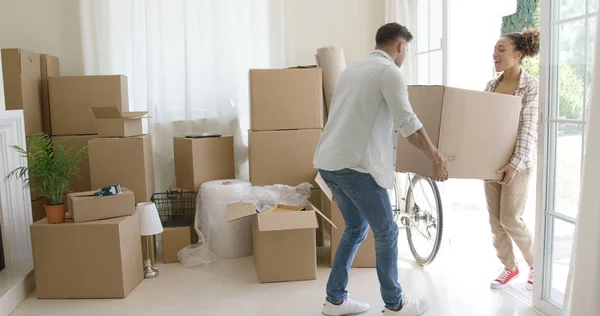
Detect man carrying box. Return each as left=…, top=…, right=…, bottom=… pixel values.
left=314, top=23, right=452, bottom=316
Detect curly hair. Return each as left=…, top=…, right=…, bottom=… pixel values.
left=502, top=28, right=540, bottom=60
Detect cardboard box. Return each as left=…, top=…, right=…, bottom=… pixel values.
left=162, top=226, right=195, bottom=264
left=91, top=107, right=147, bottom=137
left=227, top=203, right=333, bottom=283
left=249, top=68, right=324, bottom=131
left=89, top=135, right=155, bottom=204
left=316, top=174, right=376, bottom=268
left=41, top=54, right=59, bottom=133
left=173, top=136, right=235, bottom=191
left=49, top=75, right=128, bottom=135
left=31, top=213, right=143, bottom=299
left=31, top=198, right=46, bottom=223
left=1, top=49, right=43, bottom=136
left=397, top=86, right=522, bottom=180
left=52, top=135, right=96, bottom=193
left=249, top=129, right=321, bottom=187
left=68, top=188, right=135, bottom=223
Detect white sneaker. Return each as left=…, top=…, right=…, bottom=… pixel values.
left=322, top=298, right=370, bottom=316
left=382, top=297, right=430, bottom=316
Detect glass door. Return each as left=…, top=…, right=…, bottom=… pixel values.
left=536, top=0, right=598, bottom=314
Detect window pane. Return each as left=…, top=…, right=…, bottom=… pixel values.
left=586, top=16, right=597, bottom=118
left=545, top=218, right=575, bottom=307
left=417, top=0, right=429, bottom=53
left=429, top=0, right=443, bottom=50
left=557, top=19, right=586, bottom=120
left=429, top=50, right=443, bottom=85
left=589, top=0, right=599, bottom=14
left=559, top=0, right=586, bottom=20
left=550, top=123, right=583, bottom=219
left=417, top=53, right=429, bottom=84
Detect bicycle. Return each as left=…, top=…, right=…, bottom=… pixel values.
left=388, top=172, right=444, bottom=266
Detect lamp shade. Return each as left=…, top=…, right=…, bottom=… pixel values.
left=137, top=202, right=164, bottom=236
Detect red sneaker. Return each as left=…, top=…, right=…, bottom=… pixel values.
left=491, top=267, right=520, bottom=289
left=527, top=267, right=534, bottom=290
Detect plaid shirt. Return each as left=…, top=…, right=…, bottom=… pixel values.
left=485, top=70, right=539, bottom=172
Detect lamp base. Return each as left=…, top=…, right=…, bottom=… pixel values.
left=143, top=258, right=159, bottom=279
left=144, top=265, right=160, bottom=278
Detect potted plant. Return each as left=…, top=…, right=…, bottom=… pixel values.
left=5, top=133, right=87, bottom=224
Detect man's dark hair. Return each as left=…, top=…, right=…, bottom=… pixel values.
left=375, top=23, right=413, bottom=46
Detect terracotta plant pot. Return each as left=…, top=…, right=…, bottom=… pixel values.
left=44, top=204, right=66, bottom=224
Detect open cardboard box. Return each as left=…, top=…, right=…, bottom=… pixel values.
left=316, top=173, right=377, bottom=268
left=227, top=202, right=335, bottom=283
left=91, top=107, right=148, bottom=138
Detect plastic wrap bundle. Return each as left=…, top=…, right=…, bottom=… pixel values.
left=315, top=46, right=347, bottom=113
left=243, top=182, right=313, bottom=213
left=199, top=179, right=253, bottom=260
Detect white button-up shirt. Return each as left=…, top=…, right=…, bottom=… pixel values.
left=313, top=50, right=423, bottom=189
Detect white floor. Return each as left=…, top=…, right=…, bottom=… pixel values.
left=11, top=208, right=541, bottom=316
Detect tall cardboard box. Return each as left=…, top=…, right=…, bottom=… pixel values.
left=41, top=54, right=59, bottom=133
left=227, top=203, right=332, bottom=283
left=31, top=197, right=46, bottom=223
left=48, top=75, right=128, bottom=135
left=249, top=129, right=321, bottom=187
left=173, top=136, right=235, bottom=191
left=1, top=49, right=43, bottom=136
left=31, top=213, right=143, bottom=299
left=53, top=135, right=96, bottom=193
left=91, top=107, right=147, bottom=137
left=397, top=86, right=522, bottom=180
left=89, top=135, right=155, bottom=203
left=249, top=68, right=324, bottom=131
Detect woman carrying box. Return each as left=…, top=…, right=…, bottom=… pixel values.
left=484, top=28, right=540, bottom=290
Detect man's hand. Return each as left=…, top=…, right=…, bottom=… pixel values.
left=432, top=154, right=453, bottom=182
left=497, top=164, right=518, bottom=185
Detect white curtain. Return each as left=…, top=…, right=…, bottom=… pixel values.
left=385, top=0, right=413, bottom=85
left=564, top=16, right=600, bottom=316
left=79, top=0, right=285, bottom=191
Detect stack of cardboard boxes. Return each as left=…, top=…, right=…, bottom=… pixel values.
left=1, top=53, right=154, bottom=298
left=1, top=49, right=59, bottom=222
left=248, top=67, right=328, bottom=247
left=165, top=135, right=235, bottom=263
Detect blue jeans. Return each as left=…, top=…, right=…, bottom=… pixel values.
left=320, top=169, right=402, bottom=310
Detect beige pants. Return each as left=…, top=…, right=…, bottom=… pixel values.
left=485, top=169, right=534, bottom=270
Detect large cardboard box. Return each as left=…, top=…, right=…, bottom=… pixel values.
left=52, top=135, right=96, bottom=193
left=48, top=75, right=128, bottom=135
left=1, top=49, right=43, bottom=136
left=249, top=68, right=324, bottom=131
left=89, top=135, right=155, bottom=203
left=316, top=174, right=376, bottom=268
left=91, top=107, right=147, bottom=137
left=68, top=188, right=135, bottom=223
left=397, top=86, right=522, bottom=180
left=173, top=136, right=235, bottom=191
left=31, top=213, right=143, bottom=299
left=249, top=129, right=321, bottom=187
left=227, top=203, right=333, bottom=283
left=41, top=54, right=59, bottom=133
left=162, top=226, right=196, bottom=264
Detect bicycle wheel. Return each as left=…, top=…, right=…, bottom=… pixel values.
left=405, top=175, right=443, bottom=266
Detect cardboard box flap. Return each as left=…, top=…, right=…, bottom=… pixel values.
left=226, top=202, right=257, bottom=221
left=256, top=210, right=319, bottom=232
left=92, top=107, right=148, bottom=120
left=91, top=107, right=125, bottom=119
left=316, top=173, right=333, bottom=201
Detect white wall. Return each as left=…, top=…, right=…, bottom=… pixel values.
left=284, top=0, right=386, bottom=66
left=0, top=0, right=84, bottom=76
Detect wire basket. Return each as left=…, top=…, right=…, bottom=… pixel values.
left=151, top=190, right=197, bottom=227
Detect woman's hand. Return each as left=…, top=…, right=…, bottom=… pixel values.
left=497, top=164, right=518, bottom=185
